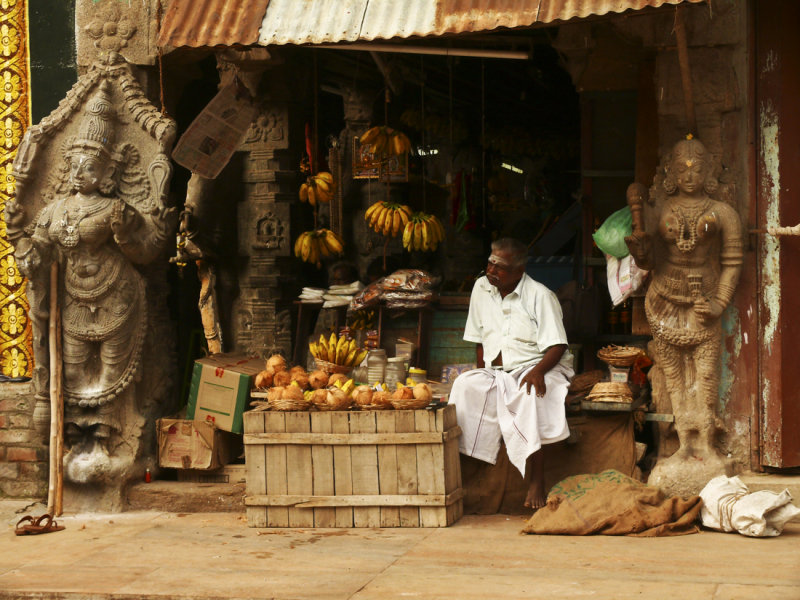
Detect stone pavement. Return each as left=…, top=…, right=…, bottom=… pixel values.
left=1, top=499, right=799, bottom=600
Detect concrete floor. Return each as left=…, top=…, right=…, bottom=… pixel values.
left=1, top=500, right=799, bottom=600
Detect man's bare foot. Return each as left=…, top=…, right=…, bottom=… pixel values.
left=523, top=483, right=547, bottom=511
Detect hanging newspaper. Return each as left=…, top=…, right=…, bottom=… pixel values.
left=172, top=79, right=257, bottom=179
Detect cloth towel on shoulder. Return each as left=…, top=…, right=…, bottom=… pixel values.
left=521, top=469, right=702, bottom=537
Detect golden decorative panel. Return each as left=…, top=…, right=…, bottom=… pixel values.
left=0, top=0, right=31, bottom=379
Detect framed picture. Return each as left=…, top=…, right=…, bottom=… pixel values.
left=352, top=136, right=408, bottom=181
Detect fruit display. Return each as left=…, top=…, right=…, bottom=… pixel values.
left=293, top=229, right=345, bottom=267
left=364, top=201, right=412, bottom=237
left=298, top=171, right=336, bottom=206
left=309, top=332, right=368, bottom=368
left=359, top=126, right=411, bottom=157
left=402, top=211, right=445, bottom=252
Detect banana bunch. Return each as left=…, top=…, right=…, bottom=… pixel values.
left=348, top=309, right=376, bottom=331
left=402, top=212, right=446, bottom=252
left=293, top=229, right=345, bottom=268
left=310, top=332, right=369, bottom=367
left=359, top=126, right=411, bottom=157
left=299, top=172, right=335, bottom=206
left=364, top=201, right=412, bottom=237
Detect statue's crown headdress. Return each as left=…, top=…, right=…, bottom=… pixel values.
left=68, top=80, right=116, bottom=158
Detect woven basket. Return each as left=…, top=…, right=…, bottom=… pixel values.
left=585, top=381, right=632, bottom=403
left=315, top=396, right=354, bottom=411
left=596, top=345, right=645, bottom=368
left=315, top=358, right=352, bottom=375
left=268, top=396, right=311, bottom=411
left=359, top=403, right=393, bottom=411
left=390, top=396, right=431, bottom=410
left=568, top=369, right=604, bottom=394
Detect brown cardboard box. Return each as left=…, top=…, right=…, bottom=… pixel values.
left=157, top=419, right=234, bottom=470
left=186, top=353, right=264, bottom=433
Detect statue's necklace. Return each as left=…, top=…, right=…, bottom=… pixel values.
left=58, top=197, right=107, bottom=248
left=671, top=199, right=711, bottom=253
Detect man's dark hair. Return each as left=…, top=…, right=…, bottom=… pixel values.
left=491, top=238, right=528, bottom=269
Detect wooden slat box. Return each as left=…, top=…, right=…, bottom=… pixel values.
left=243, top=405, right=463, bottom=528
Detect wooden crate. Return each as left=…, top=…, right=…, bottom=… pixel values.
left=243, top=405, right=463, bottom=528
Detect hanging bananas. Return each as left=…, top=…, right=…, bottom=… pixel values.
left=309, top=332, right=369, bottom=367
left=293, top=229, right=345, bottom=268
left=298, top=171, right=336, bottom=206
left=359, top=126, right=411, bottom=157
left=348, top=309, right=376, bottom=331
left=402, top=212, right=446, bottom=252
left=364, top=201, right=412, bottom=238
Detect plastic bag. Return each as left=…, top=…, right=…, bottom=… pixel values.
left=593, top=207, right=632, bottom=258
left=699, top=475, right=800, bottom=537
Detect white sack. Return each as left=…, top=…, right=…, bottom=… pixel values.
left=699, top=475, right=800, bottom=537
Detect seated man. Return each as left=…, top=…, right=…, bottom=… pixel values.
left=449, top=238, right=574, bottom=511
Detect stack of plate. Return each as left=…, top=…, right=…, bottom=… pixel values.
left=585, top=381, right=633, bottom=403
left=298, top=287, right=325, bottom=303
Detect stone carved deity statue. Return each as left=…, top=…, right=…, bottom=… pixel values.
left=625, top=137, right=743, bottom=497
left=5, top=52, right=175, bottom=508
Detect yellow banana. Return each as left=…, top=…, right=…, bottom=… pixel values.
left=294, top=233, right=304, bottom=257
left=316, top=171, right=334, bottom=185
left=402, top=221, right=414, bottom=249
left=397, top=208, right=410, bottom=229
left=318, top=334, right=329, bottom=361
left=318, top=235, right=331, bottom=258
left=299, top=183, right=309, bottom=202
left=344, top=346, right=357, bottom=367
left=335, top=334, right=348, bottom=364
left=300, top=233, right=312, bottom=261
left=307, top=183, right=317, bottom=207
left=353, top=349, right=369, bottom=367
left=328, top=332, right=338, bottom=358
left=324, top=229, right=344, bottom=255
left=374, top=205, right=389, bottom=233
left=421, top=221, right=430, bottom=251
left=360, top=126, right=381, bottom=145
left=391, top=210, right=401, bottom=237
left=308, top=236, right=319, bottom=266
left=413, top=221, right=424, bottom=250
left=365, top=201, right=382, bottom=223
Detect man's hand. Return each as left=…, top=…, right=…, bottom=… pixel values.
left=520, top=366, right=546, bottom=397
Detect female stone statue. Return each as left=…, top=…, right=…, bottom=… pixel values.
left=626, top=136, right=743, bottom=494
left=14, top=80, right=166, bottom=484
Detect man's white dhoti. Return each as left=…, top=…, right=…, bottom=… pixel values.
left=449, top=362, right=573, bottom=477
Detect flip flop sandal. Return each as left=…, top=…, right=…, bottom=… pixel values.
left=14, top=515, right=35, bottom=536
left=21, top=514, right=65, bottom=535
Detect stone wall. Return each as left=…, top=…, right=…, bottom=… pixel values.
left=0, top=382, right=46, bottom=499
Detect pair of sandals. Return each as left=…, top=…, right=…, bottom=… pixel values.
left=14, top=514, right=65, bottom=536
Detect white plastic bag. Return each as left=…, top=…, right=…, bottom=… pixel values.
left=699, top=475, right=800, bottom=537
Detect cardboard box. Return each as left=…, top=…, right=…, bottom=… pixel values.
left=186, top=353, right=264, bottom=434
left=157, top=419, right=234, bottom=470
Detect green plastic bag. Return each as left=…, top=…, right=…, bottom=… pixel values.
left=592, top=206, right=632, bottom=258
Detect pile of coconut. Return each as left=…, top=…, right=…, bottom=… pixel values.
left=251, top=353, right=433, bottom=411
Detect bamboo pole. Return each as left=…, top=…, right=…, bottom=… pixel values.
left=46, top=261, right=63, bottom=516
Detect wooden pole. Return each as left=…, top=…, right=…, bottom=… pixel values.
left=46, top=261, right=63, bottom=516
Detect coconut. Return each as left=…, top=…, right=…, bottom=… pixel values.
left=371, top=390, right=392, bottom=407
left=291, top=371, right=310, bottom=390
left=265, top=354, right=287, bottom=375
left=308, top=370, right=329, bottom=390
left=326, top=388, right=351, bottom=410
left=289, top=365, right=307, bottom=378
left=352, top=385, right=374, bottom=407
left=311, top=388, right=329, bottom=407
left=272, top=370, right=292, bottom=387
left=391, top=385, right=414, bottom=400
left=282, top=384, right=305, bottom=402
left=328, top=372, right=348, bottom=387
left=267, top=386, right=284, bottom=402
left=254, top=370, right=273, bottom=389
left=412, top=383, right=432, bottom=403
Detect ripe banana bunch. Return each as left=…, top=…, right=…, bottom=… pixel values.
left=298, top=171, right=335, bottom=206
left=348, top=309, right=376, bottom=331
left=293, top=228, right=345, bottom=268
left=310, top=332, right=369, bottom=367
left=359, top=126, right=411, bottom=157
left=364, top=201, right=412, bottom=237
left=402, top=212, right=446, bottom=252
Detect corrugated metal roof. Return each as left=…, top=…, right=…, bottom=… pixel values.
left=158, top=0, right=268, bottom=49
left=158, top=0, right=706, bottom=50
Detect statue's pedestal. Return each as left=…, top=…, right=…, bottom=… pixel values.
left=648, top=451, right=732, bottom=498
